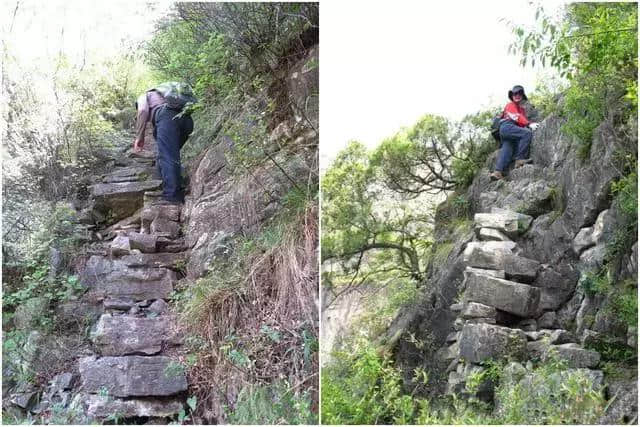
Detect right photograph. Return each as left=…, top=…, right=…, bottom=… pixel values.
left=321, top=2, right=638, bottom=425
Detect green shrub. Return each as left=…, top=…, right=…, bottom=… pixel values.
left=227, top=382, right=316, bottom=425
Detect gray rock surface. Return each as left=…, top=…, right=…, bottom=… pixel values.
left=91, top=180, right=162, bottom=223
left=79, top=356, right=187, bottom=397
left=546, top=343, right=600, bottom=368
left=127, top=232, right=158, bottom=253
left=462, top=302, right=497, bottom=319
left=464, top=271, right=540, bottom=317
left=91, top=314, right=173, bottom=356
left=80, top=255, right=176, bottom=301
left=458, top=323, right=527, bottom=363
left=83, top=394, right=184, bottom=418
left=463, top=244, right=539, bottom=283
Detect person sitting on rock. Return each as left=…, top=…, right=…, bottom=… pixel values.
left=490, top=85, right=539, bottom=181
left=133, top=82, right=195, bottom=204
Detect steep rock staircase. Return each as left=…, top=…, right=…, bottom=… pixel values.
left=72, top=135, right=188, bottom=420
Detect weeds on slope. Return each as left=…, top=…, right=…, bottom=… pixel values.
left=173, top=202, right=318, bottom=424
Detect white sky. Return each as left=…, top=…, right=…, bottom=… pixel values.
left=320, top=0, right=567, bottom=169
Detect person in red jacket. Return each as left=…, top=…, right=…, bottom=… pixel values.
left=490, top=85, right=539, bottom=181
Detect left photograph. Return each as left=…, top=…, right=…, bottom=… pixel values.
left=2, top=1, right=319, bottom=424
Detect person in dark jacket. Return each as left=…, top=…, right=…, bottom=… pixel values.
left=490, top=85, right=539, bottom=181
left=133, top=88, right=193, bottom=203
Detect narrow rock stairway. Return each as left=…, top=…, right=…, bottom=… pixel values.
left=443, top=207, right=602, bottom=397
left=74, top=135, right=188, bottom=420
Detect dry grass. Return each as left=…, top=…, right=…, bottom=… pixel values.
left=177, top=203, right=318, bottom=424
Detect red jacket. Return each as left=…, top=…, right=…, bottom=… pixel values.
left=502, top=101, right=530, bottom=127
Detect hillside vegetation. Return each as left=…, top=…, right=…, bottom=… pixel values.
left=321, top=3, right=637, bottom=424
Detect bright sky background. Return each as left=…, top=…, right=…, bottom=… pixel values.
left=320, top=0, right=568, bottom=169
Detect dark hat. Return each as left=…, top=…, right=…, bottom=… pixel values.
left=508, top=85, right=528, bottom=101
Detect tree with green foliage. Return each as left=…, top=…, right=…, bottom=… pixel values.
left=508, top=2, right=637, bottom=156
left=322, top=141, right=433, bottom=308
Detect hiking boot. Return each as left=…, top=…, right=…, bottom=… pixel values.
left=515, top=158, right=533, bottom=168
left=490, top=171, right=504, bottom=181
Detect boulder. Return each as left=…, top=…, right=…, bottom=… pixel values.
left=463, top=271, right=540, bottom=317
left=463, top=243, right=539, bottom=283
left=546, top=343, right=600, bottom=368
left=84, top=394, right=184, bottom=419
left=79, top=356, right=187, bottom=397
left=91, top=314, right=173, bottom=356
left=458, top=323, right=527, bottom=363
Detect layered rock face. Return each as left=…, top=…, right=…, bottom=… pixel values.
left=385, top=113, right=637, bottom=421
left=182, top=46, right=319, bottom=280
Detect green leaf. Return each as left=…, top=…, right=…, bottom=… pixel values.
left=187, top=396, right=197, bottom=412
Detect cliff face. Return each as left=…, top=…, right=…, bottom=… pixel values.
left=384, top=109, right=637, bottom=422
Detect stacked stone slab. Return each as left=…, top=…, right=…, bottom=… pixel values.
left=444, top=208, right=601, bottom=397
left=75, top=138, right=188, bottom=421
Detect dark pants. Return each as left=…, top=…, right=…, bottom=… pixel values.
left=496, top=121, right=532, bottom=172
left=153, top=106, right=193, bottom=202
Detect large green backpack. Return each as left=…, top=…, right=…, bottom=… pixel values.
left=150, top=82, right=197, bottom=112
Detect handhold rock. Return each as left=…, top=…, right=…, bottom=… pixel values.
left=91, top=314, right=173, bottom=356
left=464, top=271, right=540, bottom=317
left=84, top=394, right=184, bottom=419
left=79, top=356, right=187, bottom=397
left=462, top=302, right=497, bottom=319
left=458, top=323, right=527, bottom=363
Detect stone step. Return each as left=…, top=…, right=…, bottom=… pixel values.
left=474, top=208, right=533, bottom=237
left=464, top=243, right=540, bottom=283
left=463, top=271, right=540, bottom=317
left=527, top=341, right=601, bottom=368
left=102, top=165, right=157, bottom=184
left=458, top=323, right=527, bottom=363
left=90, top=181, right=162, bottom=223
left=91, top=314, right=177, bottom=356
left=79, top=355, right=187, bottom=397
left=80, top=255, right=176, bottom=301
left=82, top=394, right=184, bottom=419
